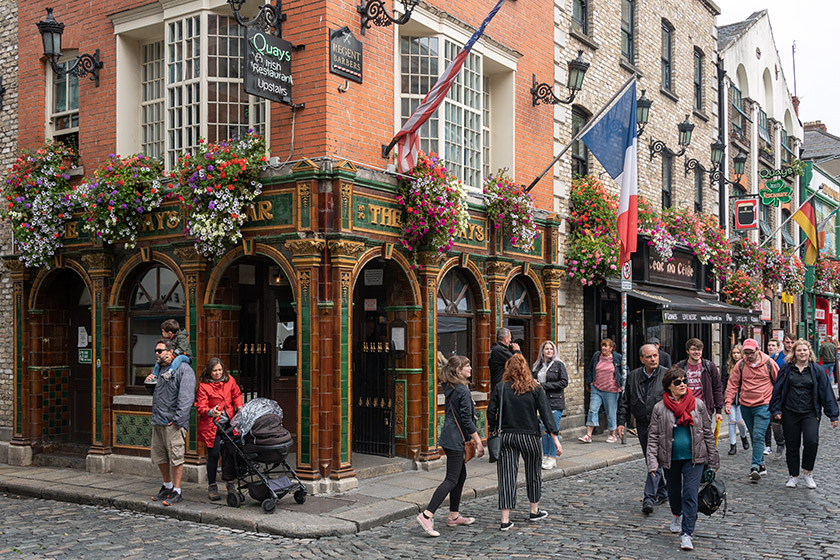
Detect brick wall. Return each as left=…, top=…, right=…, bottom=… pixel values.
left=0, top=0, right=18, bottom=437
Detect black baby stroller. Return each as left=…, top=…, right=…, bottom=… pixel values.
left=215, top=398, right=307, bottom=513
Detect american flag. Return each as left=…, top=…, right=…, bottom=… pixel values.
left=387, top=0, right=508, bottom=173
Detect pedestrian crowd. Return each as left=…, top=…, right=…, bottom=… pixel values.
left=419, top=329, right=839, bottom=552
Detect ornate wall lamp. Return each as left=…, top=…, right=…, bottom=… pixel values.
left=649, top=114, right=694, bottom=160
left=36, top=8, right=104, bottom=87
left=684, top=140, right=747, bottom=186
left=635, top=89, right=652, bottom=136
left=358, top=0, right=420, bottom=35
left=531, top=50, right=590, bottom=106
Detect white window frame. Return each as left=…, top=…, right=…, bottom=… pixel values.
left=395, top=9, right=517, bottom=191
left=45, top=50, right=80, bottom=149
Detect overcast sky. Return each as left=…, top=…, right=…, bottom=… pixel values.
left=716, top=1, right=840, bottom=135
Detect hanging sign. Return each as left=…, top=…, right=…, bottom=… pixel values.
left=244, top=28, right=294, bottom=105
left=621, top=261, right=632, bottom=291
left=758, top=167, right=796, bottom=180
left=759, top=179, right=793, bottom=207
left=734, top=196, right=759, bottom=230
left=329, top=27, right=363, bottom=84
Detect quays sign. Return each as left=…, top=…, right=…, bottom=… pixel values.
left=245, top=28, right=294, bottom=104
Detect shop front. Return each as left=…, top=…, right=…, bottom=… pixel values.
left=4, top=163, right=563, bottom=491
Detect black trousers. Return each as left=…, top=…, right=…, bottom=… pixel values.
left=637, top=422, right=668, bottom=503
left=764, top=416, right=785, bottom=447
left=206, top=431, right=237, bottom=484
left=781, top=410, right=820, bottom=476
left=427, top=447, right=467, bottom=514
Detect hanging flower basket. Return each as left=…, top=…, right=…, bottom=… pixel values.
left=1, top=141, right=77, bottom=268
left=171, top=132, right=267, bottom=259
left=395, top=152, right=468, bottom=267
left=782, top=255, right=805, bottom=294
left=71, top=154, right=167, bottom=248
left=762, top=247, right=788, bottom=288
left=483, top=169, right=537, bottom=251
left=722, top=270, right=763, bottom=309
left=813, top=259, right=840, bottom=294
left=731, top=237, right=765, bottom=278
left=567, top=175, right=619, bottom=285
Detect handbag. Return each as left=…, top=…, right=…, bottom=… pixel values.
left=488, top=384, right=505, bottom=463
left=697, top=466, right=727, bottom=517
left=449, top=394, right=477, bottom=463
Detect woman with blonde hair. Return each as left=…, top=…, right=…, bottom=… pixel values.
left=532, top=340, right=568, bottom=470
left=722, top=344, right=749, bottom=455
left=416, top=356, right=484, bottom=537
left=488, top=354, right=561, bottom=531
left=770, top=339, right=839, bottom=489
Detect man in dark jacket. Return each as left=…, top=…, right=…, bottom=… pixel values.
left=675, top=338, right=723, bottom=421
left=489, top=328, right=520, bottom=390
left=617, top=344, right=668, bottom=514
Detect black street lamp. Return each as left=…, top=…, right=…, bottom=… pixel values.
left=36, top=8, right=103, bottom=87
left=685, top=141, right=747, bottom=186
left=358, top=0, right=420, bottom=35
left=649, top=114, right=694, bottom=160
left=636, top=89, right=652, bottom=136
left=531, top=50, right=591, bottom=106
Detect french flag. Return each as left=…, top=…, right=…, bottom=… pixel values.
left=582, top=81, right=638, bottom=265
left=387, top=0, right=508, bottom=173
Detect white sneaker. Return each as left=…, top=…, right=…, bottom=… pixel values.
left=542, top=456, right=556, bottom=470
left=541, top=456, right=550, bottom=469
left=803, top=473, right=817, bottom=489
left=670, top=515, right=682, bottom=533
left=680, top=534, right=694, bottom=550
left=763, top=446, right=772, bottom=455
left=786, top=476, right=798, bottom=488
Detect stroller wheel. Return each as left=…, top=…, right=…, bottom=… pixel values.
left=227, top=492, right=243, bottom=508
left=262, top=498, right=277, bottom=514
left=294, top=489, right=306, bottom=504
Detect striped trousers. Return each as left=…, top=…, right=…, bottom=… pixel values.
left=497, top=432, right=543, bottom=510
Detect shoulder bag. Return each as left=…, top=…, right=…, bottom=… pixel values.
left=487, top=384, right=505, bottom=463
left=449, top=390, right=477, bottom=463
left=698, top=466, right=727, bottom=517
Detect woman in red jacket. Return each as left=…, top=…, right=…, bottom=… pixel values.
left=195, top=358, right=243, bottom=501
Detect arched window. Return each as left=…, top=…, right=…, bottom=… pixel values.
left=128, top=266, right=185, bottom=389
left=437, top=270, right=475, bottom=364
left=503, top=278, right=533, bottom=359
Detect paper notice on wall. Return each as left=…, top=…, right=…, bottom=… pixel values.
left=78, top=327, right=89, bottom=348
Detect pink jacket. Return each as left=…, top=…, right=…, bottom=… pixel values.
left=724, top=351, right=778, bottom=408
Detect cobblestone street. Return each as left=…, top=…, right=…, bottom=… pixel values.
left=2, top=422, right=839, bottom=560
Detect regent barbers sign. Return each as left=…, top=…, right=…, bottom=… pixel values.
left=330, top=27, right=363, bottom=83
left=245, top=28, right=294, bottom=104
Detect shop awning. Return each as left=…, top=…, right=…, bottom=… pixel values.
left=627, top=287, right=762, bottom=325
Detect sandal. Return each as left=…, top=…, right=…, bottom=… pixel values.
left=578, top=435, right=592, bottom=443
left=447, top=515, right=476, bottom=526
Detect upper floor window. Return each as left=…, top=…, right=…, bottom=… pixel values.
left=141, top=41, right=165, bottom=160
left=731, top=86, right=748, bottom=140
left=50, top=53, right=80, bottom=151
left=661, top=21, right=674, bottom=92
left=781, top=129, right=794, bottom=165
left=571, top=106, right=590, bottom=179
left=694, top=170, right=703, bottom=214
left=662, top=153, right=673, bottom=209
left=693, top=49, right=704, bottom=111
left=621, top=0, right=635, bottom=63
left=781, top=208, right=795, bottom=247
left=572, top=0, right=589, bottom=35
left=758, top=108, right=770, bottom=143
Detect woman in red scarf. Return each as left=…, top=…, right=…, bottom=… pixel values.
left=646, top=367, right=719, bottom=552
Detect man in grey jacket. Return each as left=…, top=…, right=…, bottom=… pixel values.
left=147, top=338, right=196, bottom=506
left=617, top=344, right=668, bottom=515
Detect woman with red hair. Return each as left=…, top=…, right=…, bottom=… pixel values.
left=487, top=353, right=561, bottom=531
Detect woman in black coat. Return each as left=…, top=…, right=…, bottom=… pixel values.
left=532, top=340, right=568, bottom=470
left=770, top=339, right=839, bottom=490
left=416, top=356, right=484, bottom=537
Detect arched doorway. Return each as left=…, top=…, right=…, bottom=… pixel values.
left=209, top=256, right=297, bottom=435
left=503, top=277, right=534, bottom=361
left=32, top=268, right=92, bottom=448
left=352, top=257, right=414, bottom=457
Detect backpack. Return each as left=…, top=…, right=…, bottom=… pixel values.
left=697, top=467, right=727, bottom=517
left=738, top=359, right=775, bottom=388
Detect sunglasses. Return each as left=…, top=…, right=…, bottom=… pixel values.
left=154, top=349, right=167, bottom=354
left=671, top=378, right=687, bottom=386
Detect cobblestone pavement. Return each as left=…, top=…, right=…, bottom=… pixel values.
left=2, top=422, right=839, bottom=560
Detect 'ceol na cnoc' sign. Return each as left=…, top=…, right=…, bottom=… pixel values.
left=245, top=28, right=293, bottom=104
left=329, top=27, right=363, bottom=83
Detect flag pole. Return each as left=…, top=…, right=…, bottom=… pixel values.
left=759, top=184, right=823, bottom=247
left=525, top=75, right=637, bottom=193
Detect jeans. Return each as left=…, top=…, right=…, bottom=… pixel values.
left=427, top=447, right=467, bottom=514
left=663, top=460, right=704, bottom=537
left=824, top=362, right=835, bottom=382
left=728, top=405, right=747, bottom=445
left=741, top=404, right=770, bottom=469
left=637, top=422, right=668, bottom=504
left=586, top=387, right=620, bottom=431
left=781, top=410, right=821, bottom=476
left=541, top=410, right=563, bottom=457
left=153, top=354, right=191, bottom=379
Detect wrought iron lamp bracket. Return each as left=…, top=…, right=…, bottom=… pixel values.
left=357, top=0, right=419, bottom=35
left=530, top=74, right=578, bottom=106
left=649, top=138, right=686, bottom=161
left=49, top=49, right=103, bottom=87
left=684, top=157, right=743, bottom=187
left=228, top=0, right=289, bottom=38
